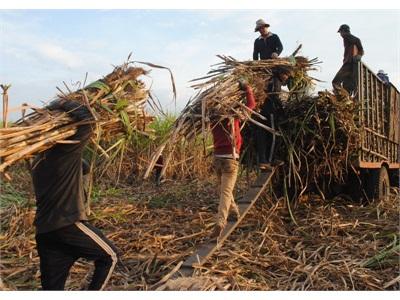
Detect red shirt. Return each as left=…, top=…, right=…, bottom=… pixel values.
left=212, top=86, right=256, bottom=156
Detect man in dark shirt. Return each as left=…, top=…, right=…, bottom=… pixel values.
left=31, top=99, right=118, bottom=290
left=253, top=18, right=283, bottom=60
left=332, top=24, right=364, bottom=95
left=256, top=68, right=292, bottom=171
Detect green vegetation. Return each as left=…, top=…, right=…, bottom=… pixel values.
left=0, top=182, right=30, bottom=208
left=128, top=113, right=176, bottom=149
left=91, top=185, right=124, bottom=203
left=361, top=234, right=400, bottom=268
left=148, top=114, right=176, bottom=140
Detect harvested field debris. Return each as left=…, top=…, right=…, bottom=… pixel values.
left=1, top=174, right=398, bottom=290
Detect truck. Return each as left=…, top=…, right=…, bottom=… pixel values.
left=354, top=61, right=400, bottom=201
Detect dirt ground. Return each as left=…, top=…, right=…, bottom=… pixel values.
left=0, top=170, right=399, bottom=291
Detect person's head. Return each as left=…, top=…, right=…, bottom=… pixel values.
left=337, top=24, right=350, bottom=37
left=276, top=67, right=293, bottom=83
left=255, top=19, right=270, bottom=36
left=378, top=69, right=386, bottom=75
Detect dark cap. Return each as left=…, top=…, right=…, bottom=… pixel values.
left=338, top=24, right=350, bottom=33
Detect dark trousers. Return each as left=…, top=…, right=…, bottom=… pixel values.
left=256, top=111, right=277, bottom=164
left=332, top=62, right=357, bottom=95
left=35, top=221, right=118, bottom=290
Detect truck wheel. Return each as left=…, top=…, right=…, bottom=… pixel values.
left=373, top=166, right=390, bottom=202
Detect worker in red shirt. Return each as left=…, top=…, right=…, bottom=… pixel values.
left=210, top=79, right=256, bottom=238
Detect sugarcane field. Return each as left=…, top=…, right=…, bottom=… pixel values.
left=0, top=8, right=399, bottom=295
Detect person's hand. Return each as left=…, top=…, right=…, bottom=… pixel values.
left=271, top=52, right=279, bottom=59
left=238, top=78, right=248, bottom=91
left=46, top=100, right=60, bottom=111
left=288, top=55, right=296, bottom=65
left=47, top=99, right=92, bottom=122
left=46, top=99, right=66, bottom=111
left=353, top=55, right=362, bottom=62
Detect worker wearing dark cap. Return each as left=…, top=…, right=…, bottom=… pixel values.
left=332, top=24, right=364, bottom=96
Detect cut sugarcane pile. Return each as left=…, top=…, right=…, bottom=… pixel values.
left=144, top=54, right=320, bottom=179
left=275, top=89, right=361, bottom=200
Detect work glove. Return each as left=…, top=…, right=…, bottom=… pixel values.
left=271, top=52, right=279, bottom=59
left=238, top=78, right=248, bottom=91
left=287, top=55, right=296, bottom=66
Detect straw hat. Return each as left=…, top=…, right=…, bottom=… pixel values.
left=254, top=19, right=270, bottom=32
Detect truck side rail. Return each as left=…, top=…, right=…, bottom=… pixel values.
left=356, top=62, right=400, bottom=168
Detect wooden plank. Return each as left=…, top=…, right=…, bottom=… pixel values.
left=178, top=169, right=276, bottom=276
left=177, top=265, right=197, bottom=277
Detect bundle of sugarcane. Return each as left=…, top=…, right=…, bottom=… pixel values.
left=278, top=89, right=361, bottom=200
left=144, top=52, right=320, bottom=179
left=0, top=61, right=174, bottom=173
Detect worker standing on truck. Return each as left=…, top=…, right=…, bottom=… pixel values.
left=210, top=79, right=256, bottom=239
left=332, top=24, right=364, bottom=95
left=256, top=67, right=292, bottom=171
left=31, top=99, right=119, bottom=290
left=253, top=18, right=283, bottom=60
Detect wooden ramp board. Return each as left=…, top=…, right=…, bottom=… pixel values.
left=177, top=169, right=276, bottom=277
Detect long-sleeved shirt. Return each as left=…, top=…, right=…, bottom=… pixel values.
left=253, top=33, right=283, bottom=60
left=32, top=101, right=93, bottom=234
left=342, top=33, right=364, bottom=64
left=212, top=86, right=256, bottom=157
left=260, top=76, right=285, bottom=117
left=377, top=73, right=390, bottom=84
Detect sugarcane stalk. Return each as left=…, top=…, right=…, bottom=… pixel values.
left=0, top=129, right=77, bottom=172
left=1, top=84, right=11, bottom=128
left=0, top=126, right=77, bottom=158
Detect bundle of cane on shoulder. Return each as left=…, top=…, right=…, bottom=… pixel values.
left=0, top=60, right=175, bottom=174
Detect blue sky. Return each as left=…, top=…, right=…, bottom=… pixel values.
left=1, top=9, right=399, bottom=120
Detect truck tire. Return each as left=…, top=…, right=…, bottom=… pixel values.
left=372, top=166, right=390, bottom=202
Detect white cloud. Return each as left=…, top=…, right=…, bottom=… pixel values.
left=35, top=43, right=83, bottom=68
